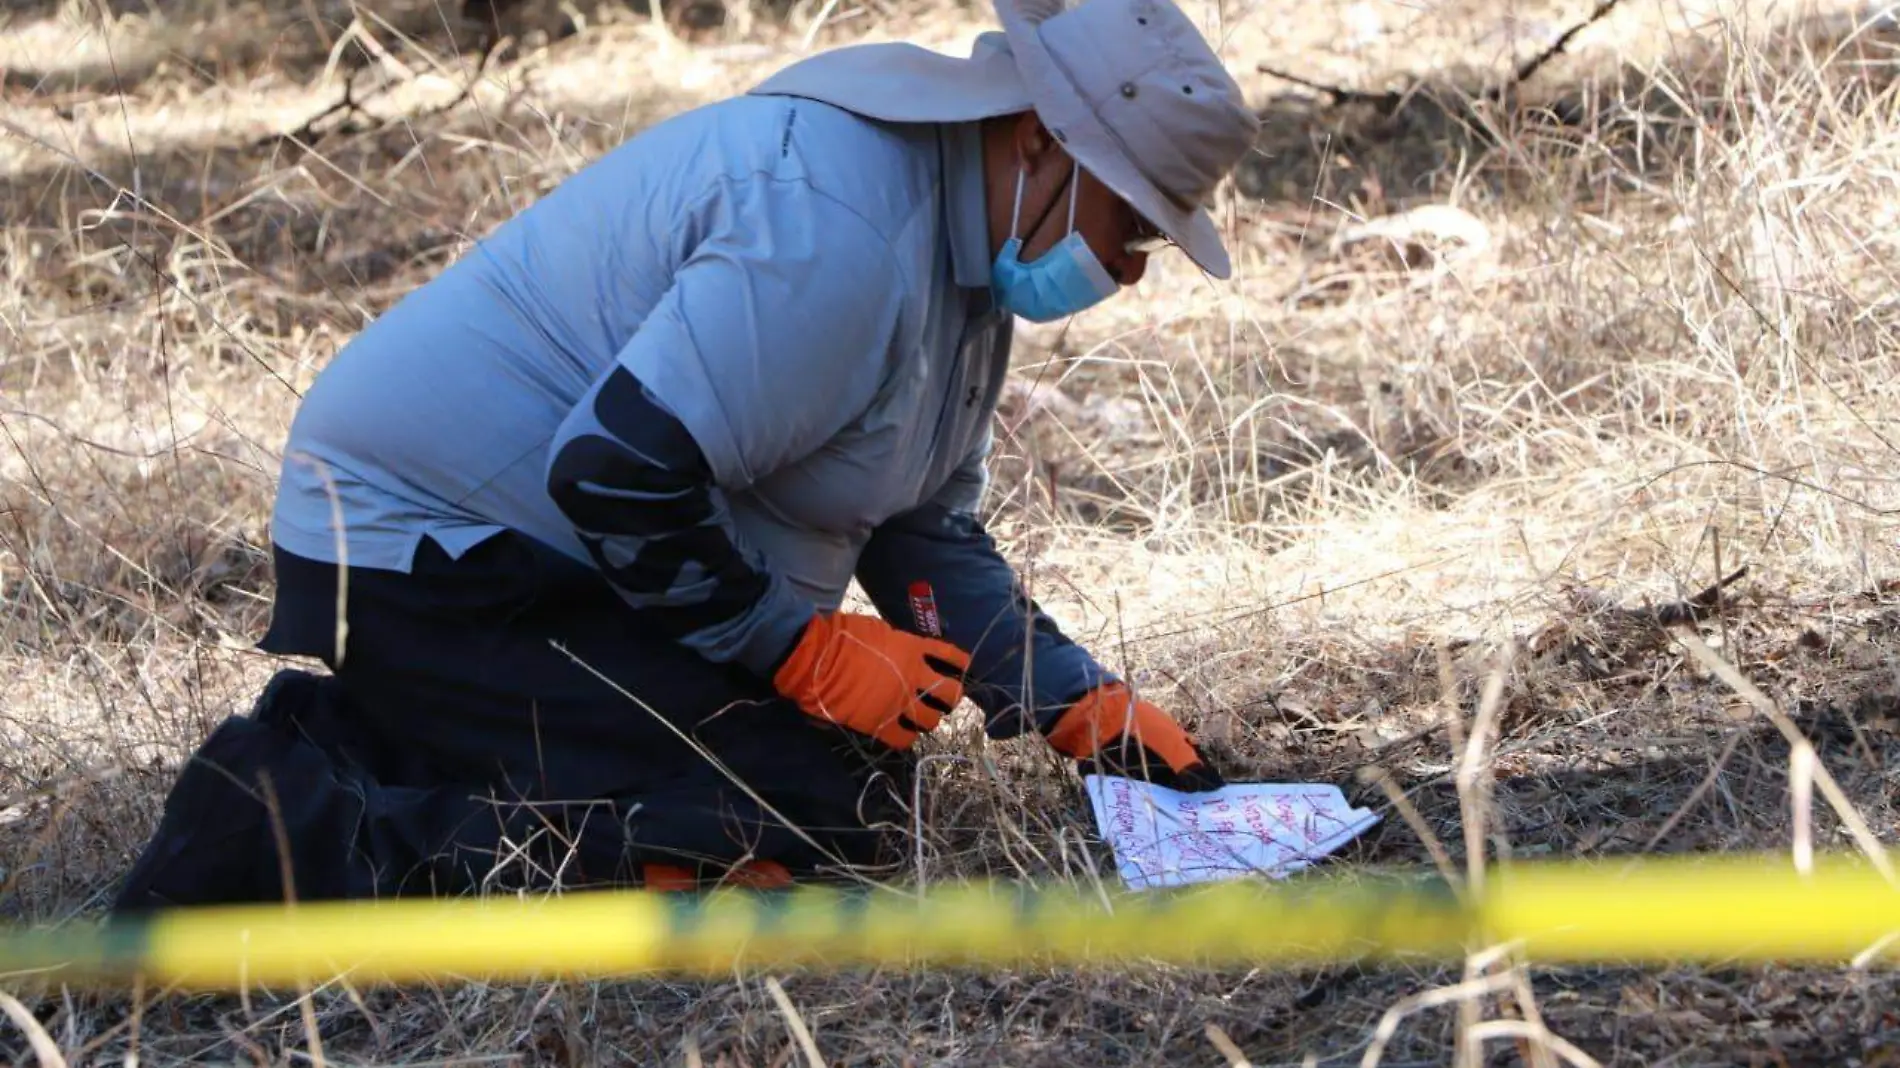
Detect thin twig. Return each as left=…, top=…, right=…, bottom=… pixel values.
left=1257, top=0, right=1628, bottom=111
left=1458, top=643, right=1513, bottom=900
left=1791, top=744, right=1816, bottom=873
left=1639, top=728, right=1747, bottom=853
left=765, top=977, right=827, bottom=1068
left=1505, top=963, right=1564, bottom=1068
left=1360, top=765, right=1465, bottom=898
left=0, top=990, right=68, bottom=1068
left=1511, top=0, right=1626, bottom=85
left=262, top=35, right=505, bottom=150
left=268, top=68, right=384, bottom=147
left=1205, top=1023, right=1254, bottom=1067
left=1673, top=628, right=1895, bottom=883
left=1253, top=63, right=1402, bottom=109
left=1361, top=972, right=1521, bottom=1068
left=1464, top=1020, right=1603, bottom=1068
left=1649, top=566, right=1750, bottom=627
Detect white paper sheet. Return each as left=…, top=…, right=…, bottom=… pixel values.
left=1084, top=775, right=1381, bottom=889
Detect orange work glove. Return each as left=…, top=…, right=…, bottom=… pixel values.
left=1045, top=681, right=1225, bottom=791
left=772, top=611, right=971, bottom=750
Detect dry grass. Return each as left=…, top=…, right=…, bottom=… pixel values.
left=7, top=0, right=1900, bottom=1062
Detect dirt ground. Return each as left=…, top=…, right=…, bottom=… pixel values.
left=6, top=0, right=1900, bottom=1063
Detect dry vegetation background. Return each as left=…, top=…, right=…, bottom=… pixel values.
left=6, top=0, right=1900, bottom=1062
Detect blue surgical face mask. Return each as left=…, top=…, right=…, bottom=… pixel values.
left=990, top=162, right=1119, bottom=323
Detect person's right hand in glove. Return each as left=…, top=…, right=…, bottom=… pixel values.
left=772, top=611, right=970, bottom=750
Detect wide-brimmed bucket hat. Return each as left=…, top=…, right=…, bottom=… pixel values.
left=747, top=0, right=1260, bottom=278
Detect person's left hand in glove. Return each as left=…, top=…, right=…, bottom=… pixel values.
left=1043, top=680, right=1226, bottom=791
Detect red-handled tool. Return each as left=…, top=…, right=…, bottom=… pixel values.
left=908, top=580, right=944, bottom=638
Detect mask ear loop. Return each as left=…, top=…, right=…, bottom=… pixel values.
left=1010, top=165, right=1028, bottom=239
left=1065, top=160, right=1080, bottom=234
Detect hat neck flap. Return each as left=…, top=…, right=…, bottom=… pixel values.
left=748, top=33, right=1034, bottom=123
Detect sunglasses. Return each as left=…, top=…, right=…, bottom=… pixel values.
left=1124, top=212, right=1172, bottom=255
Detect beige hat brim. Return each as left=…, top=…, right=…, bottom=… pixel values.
left=995, top=0, right=1233, bottom=279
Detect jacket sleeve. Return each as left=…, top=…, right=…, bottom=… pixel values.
left=544, top=174, right=907, bottom=678
left=853, top=424, right=1120, bottom=739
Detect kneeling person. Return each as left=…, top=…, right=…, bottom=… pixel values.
left=115, top=0, right=1255, bottom=909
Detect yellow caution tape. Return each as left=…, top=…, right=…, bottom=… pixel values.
left=2, top=851, right=1897, bottom=991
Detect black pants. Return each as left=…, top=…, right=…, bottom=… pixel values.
left=114, top=531, right=915, bottom=910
